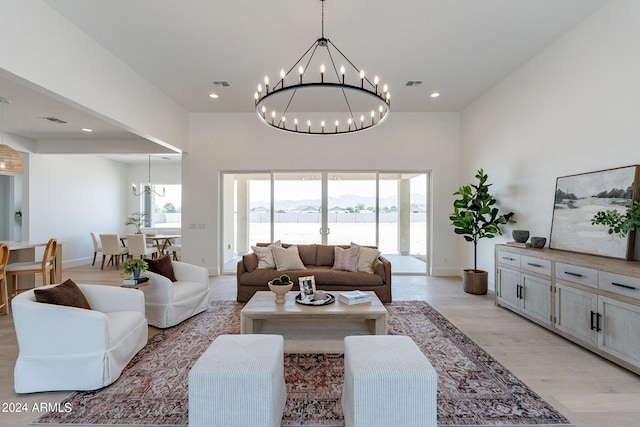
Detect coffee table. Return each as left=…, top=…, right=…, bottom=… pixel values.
left=240, top=291, right=387, bottom=353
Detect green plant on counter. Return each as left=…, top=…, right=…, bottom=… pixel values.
left=591, top=201, right=640, bottom=238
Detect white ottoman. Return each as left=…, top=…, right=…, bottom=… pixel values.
left=188, top=334, right=286, bottom=427
left=342, top=335, right=438, bottom=427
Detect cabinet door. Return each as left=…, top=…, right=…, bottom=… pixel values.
left=555, top=283, right=597, bottom=346
left=496, top=267, right=520, bottom=312
left=598, top=296, right=640, bottom=369
left=521, top=273, right=552, bottom=326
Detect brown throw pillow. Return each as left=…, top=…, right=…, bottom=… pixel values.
left=34, top=279, right=91, bottom=310
left=147, top=255, right=177, bottom=282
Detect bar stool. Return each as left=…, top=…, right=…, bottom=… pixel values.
left=6, top=238, right=57, bottom=297
left=0, top=243, right=10, bottom=315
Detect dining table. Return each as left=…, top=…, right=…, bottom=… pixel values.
left=147, top=235, right=181, bottom=255
left=121, top=234, right=180, bottom=255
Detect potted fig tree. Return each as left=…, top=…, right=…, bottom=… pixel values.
left=450, top=169, right=515, bottom=294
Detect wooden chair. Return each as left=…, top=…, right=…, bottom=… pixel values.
left=90, top=232, right=103, bottom=266
left=100, top=234, right=128, bottom=270
left=0, top=243, right=10, bottom=315
left=6, top=238, right=57, bottom=297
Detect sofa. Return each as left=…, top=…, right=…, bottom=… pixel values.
left=12, top=282, right=148, bottom=393
left=142, top=259, right=210, bottom=328
left=237, top=243, right=391, bottom=303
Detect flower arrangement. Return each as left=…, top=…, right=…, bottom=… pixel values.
left=123, top=258, right=149, bottom=277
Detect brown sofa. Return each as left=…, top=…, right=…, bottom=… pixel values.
left=237, top=243, right=392, bottom=303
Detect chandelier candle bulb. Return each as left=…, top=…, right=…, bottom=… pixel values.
left=281, top=116, right=286, bottom=128
left=335, top=120, right=339, bottom=133
left=374, top=75, right=379, bottom=93
left=264, top=76, right=269, bottom=94
left=340, top=65, right=345, bottom=83
left=371, top=110, right=375, bottom=125
left=280, top=69, right=285, bottom=88
left=307, top=120, right=311, bottom=133
left=360, top=70, right=365, bottom=88
left=271, top=110, right=276, bottom=125
left=321, top=120, right=325, bottom=133
left=320, top=64, right=325, bottom=83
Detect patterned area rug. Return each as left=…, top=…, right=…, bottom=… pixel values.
left=35, top=301, right=571, bottom=426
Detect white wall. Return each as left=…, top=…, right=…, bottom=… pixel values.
left=460, top=0, right=640, bottom=290
left=183, top=112, right=461, bottom=276
left=28, top=154, right=128, bottom=267
left=0, top=0, right=188, bottom=152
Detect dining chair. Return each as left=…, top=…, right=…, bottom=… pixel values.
left=6, top=238, right=57, bottom=297
left=90, top=232, right=103, bottom=266
left=167, top=243, right=181, bottom=261
left=99, top=234, right=129, bottom=270
left=0, top=243, right=10, bottom=315
left=126, top=234, right=158, bottom=260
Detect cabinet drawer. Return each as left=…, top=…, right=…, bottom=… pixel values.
left=599, top=271, right=640, bottom=301
left=556, top=262, right=598, bottom=288
left=497, top=251, right=520, bottom=267
left=520, top=255, right=551, bottom=276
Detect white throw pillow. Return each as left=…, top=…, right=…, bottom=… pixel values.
left=272, top=245, right=307, bottom=271
left=351, top=243, right=381, bottom=274
left=251, top=240, right=282, bottom=269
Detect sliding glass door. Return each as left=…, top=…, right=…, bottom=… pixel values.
left=222, top=171, right=429, bottom=275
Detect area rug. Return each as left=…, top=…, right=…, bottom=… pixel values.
left=35, top=301, right=571, bottom=426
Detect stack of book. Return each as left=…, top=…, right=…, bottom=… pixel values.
left=122, top=276, right=149, bottom=286
left=338, top=290, right=371, bottom=305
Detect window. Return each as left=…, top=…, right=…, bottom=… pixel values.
left=222, top=172, right=429, bottom=275
left=140, top=184, right=182, bottom=229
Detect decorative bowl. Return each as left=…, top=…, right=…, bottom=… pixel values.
left=512, top=230, right=530, bottom=243
left=530, top=237, right=547, bottom=248
left=267, top=281, right=293, bottom=304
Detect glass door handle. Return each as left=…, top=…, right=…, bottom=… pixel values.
left=319, top=227, right=331, bottom=235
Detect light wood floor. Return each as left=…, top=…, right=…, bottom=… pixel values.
left=1, top=265, right=639, bottom=426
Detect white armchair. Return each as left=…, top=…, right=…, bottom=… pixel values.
left=12, top=284, right=148, bottom=393
left=141, top=261, right=209, bottom=328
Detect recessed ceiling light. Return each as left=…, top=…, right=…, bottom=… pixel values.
left=209, top=92, right=219, bottom=99
left=430, top=92, right=440, bottom=98
left=81, top=128, right=93, bottom=132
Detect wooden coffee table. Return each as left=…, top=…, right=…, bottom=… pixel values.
left=240, top=291, right=387, bottom=353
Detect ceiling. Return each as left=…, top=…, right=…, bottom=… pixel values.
left=0, top=0, right=608, bottom=161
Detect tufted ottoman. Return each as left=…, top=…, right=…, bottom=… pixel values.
left=188, top=334, right=286, bottom=427
left=342, top=335, right=438, bottom=427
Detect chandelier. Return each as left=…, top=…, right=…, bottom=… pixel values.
left=132, top=155, right=165, bottom=197
left=0, top=97, right=25, bottom=175
left=254, top=0, right=390, bottom=135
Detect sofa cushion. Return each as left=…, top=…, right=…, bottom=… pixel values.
left=34, top=279, right=92, bottom=310
left=147, top=255, right=177, bottom=282
left=239, top=266, right=384, bottom=288
left=333, top=246, right=360, bottom=272
left=351, top=243, right=381, bottom=274
left=252, top=245, right=276, bottom=269
left=297, top=244, right=317, bottom=266
left=316, top=245, right=334, bottom=266
left=243, top=253, right=259, bottom=273
left=273, top=245, right=306, bottom=271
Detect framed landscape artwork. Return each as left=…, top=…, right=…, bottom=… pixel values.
left=550, top=165, right=640, bottom=260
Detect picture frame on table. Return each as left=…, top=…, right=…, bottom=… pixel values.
left=549, top=164, right=640, bottom=260
left=298, top=276, right=316, bottom=300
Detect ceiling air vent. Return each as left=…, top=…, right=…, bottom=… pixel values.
left=212, top=81, right=231, bottom=87
left=405, top=81, right=422, bottom=87
left=39, top=116, right=68, bottom=124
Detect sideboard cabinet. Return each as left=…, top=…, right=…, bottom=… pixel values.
left=495, top=244, right=640, bottom=375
